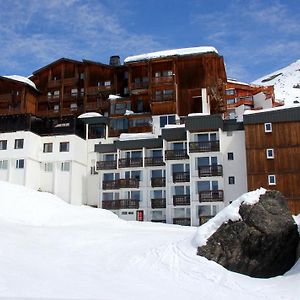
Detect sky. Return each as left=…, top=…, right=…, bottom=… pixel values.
left=0, top=0, right=299, bottom=82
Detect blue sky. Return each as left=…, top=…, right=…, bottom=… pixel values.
left=0, top=0, right=299, bottom=82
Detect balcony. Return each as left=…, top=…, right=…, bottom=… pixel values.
left=173, top=218, right=191, bottom=226
left=145, top=156, right=164, bottom=167
left=48, top=79, right=62, bottom=88
left=118, top=158, right=143, bottom=168
left=151, top=219, right=166, bottom=223
left=199, top=215, right=213, bottom=225
left=96, top=160, right=117, bottom=170
left=173, top=195, right=190, bottom=206
left=152, top=76, right=174, bottom=85
left=151, top=198, right=166, bottom=209
left=172, top=172, right=190, bottom=183
left=131, top=82, right=149, bottom=90
left=165, top=150, right=188, bottom=160
left=0, top=93, right=12, bottom=102
left=102, top=199, right=139, bottom=210
left=86, top=86, right=112, bottom=95
left=63, top=77, right=78, bottom=86
left=189, top=141, right=220, bottom=153
left=198, top=165, right=223, bottom=177
left=151, top=177, right=166, bottom=187
left=226, top=97, right=254, bottom=109
left=152, top=94, right=174, bottom=102
left=102, top=178, right=139, bottom=190
left=199, top=190, right=224, bottom=202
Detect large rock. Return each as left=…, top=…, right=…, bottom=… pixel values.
left=197, top=190, right=299, bottom=278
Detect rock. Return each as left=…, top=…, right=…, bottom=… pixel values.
left=197, top=190, right=300, bottom=278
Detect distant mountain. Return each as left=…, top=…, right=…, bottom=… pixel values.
left=253, top=60, right=300, bottom=106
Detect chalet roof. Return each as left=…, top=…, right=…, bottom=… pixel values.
left=0, top=75, right=38, bottom=91
left=32, top=58, right=83, bottom=75
left=124, top=46, right=219, bottom=64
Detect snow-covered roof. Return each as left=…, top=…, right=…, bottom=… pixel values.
left=108, top=94, right=122, bottom=100
left=164, top=124, right=185, bottom=129
left=124, top=46, right=218, bottom=63
left=3, top=75, right=37, bottom=90
left=244, top=102, right=300, bottom=115
left=188, top=112, right=210, bottom=117
left=227, top=79, right=251, bottom=86
left=119, top=133, right=156, bottom=141
left=78, top=112, right=103, bottom=119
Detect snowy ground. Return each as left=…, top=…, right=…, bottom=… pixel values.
left=0, top=181, right=299, bottom=300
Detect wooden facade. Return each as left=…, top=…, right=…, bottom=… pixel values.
left=245, top=117, right=300, bottom=214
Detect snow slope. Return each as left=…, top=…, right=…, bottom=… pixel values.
left=253, top=59, right=300, bottom=105
left=0, top=181, right=299, bottom=299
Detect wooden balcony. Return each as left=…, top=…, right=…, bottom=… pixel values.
left=96, top=160, right=117, bottom=170
left=152, top=76, right=174, bottom=85
left=145, top=156, right=164, bottom=166
left=152, top=94, right=174, bottom=102
left=128, top=125, right=152, bottom=133
left=189, top=141, right=220, bottom=153
left=150, top=101, right=176, bottom=115
left=151, top=198, right=166, bottom=209
left=0, top=93, right=12, bottom=102
left=226, top=97, right=254, bottom=109
left=102, top=178, right=139, bottom=190
left=198, top=165, right=223, bottom=177
left=48, top=79, right=62, bottom=88
left=118, top=157, right=143, bottom=168
left=173, top=218, right=191, bottom=226
left=86, top=86, right=112, bottom=95
left=199, top=215, right=213, bottom=225
left=165, top=149, right=188, bottom=160
left=102, top=199, right=139, bottom=210
left=173, top=195, right=190, bottom=206
left=63, top=77, right=78, bottom=86
left=151, top=177, right=166, bottom=187
left=199, top=190, right=224, bottom=202
left=172, top=172, right=190, bottom=183
left=131, top=82, right=149, bottom=90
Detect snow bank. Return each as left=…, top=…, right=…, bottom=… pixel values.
left=193, top=188, right=266, bottom=247
left=0, top=181, right=118, bottom=226
left=108, top=94, right=122, bottom=100
left=125, top=46, right=218, bottom=63
left=78, top=112, right=103, bottom=118
left=3, top=75, right=37, bottom=90
left=119, top=132, right=155, bottom=141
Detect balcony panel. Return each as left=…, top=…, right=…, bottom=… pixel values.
left=102, top=199, right=139, bottom=210
left=173, top=218, right=191, bottom=226
left=152, top=76, right=174, bottom=85
left=198, top=165, right=223, bottom=177
left=97, top=160, right=117, bottom=170
left=173, top=172, right=190, bottom=183
left=118, top=158, right=143, bottom=168
left=151, top=198, right=166, bottom=209
left=102, top=180, right=119, bottom=190
left=131, top=82, right=149, bottom=90
left=63, top=77, right=78, bottom=86
left=102, top=178, right=139, bottom=190
left=199, top=190, right=224, bottom=202
left=151, top=177, right=166, bottom=187
left=165, top=150, right=188, bottom=160
left=145, top=156, right=164, bottom=167
left=173, top=195, right=190, bottom=206
left=189, top=141, right=220, bottom=153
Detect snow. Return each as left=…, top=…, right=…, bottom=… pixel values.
left=119, top=132, right=155, bottom=141
left=244, top=101, right=300, bottom=115
left=124, top=109, right=134, bottom=115
left=164, top=124, right=185, bottom=128
left=253, top=59, right=300, bottom=105
left=0, top=182, right=300, bottom=300
left=227, top=78, right=251, bottom=86
left=188, top=112, right=210, bottom=117
left=78, top=112, right=103, bottom=118
left=294, top=214, right=300, bottom=234
left=124, top=46, right=218, bottom=63
left=3, top=75, right=37, bottom=90
left=108, top=94, right=122, bottom=100
left=194, top=188, right=266, bottom=247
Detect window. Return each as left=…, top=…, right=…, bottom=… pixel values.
left=227, top=98, right=236, bottom=105
left=225, top=88, right=235, bottom=95
left=60, top=142, right=69, bottom=152
left=79, top=73, right=84, bottom=80
left=227, top=152, right=234, bottom=160
left=71, top=88, right=78, bottom=96
left=43, top=162, right=53, bottom=172
left=104, top=81, right=111, bottom=87
left=264, top=123, right=272, bottom=133
left=266, top=148, right=274, bottom=159
left=0, top=160, right=8, bottom=170
left=70, top=103, right=77, bottom=110
left=162, top=70, right=173, bottom=77
left=43, top=143, right=53, bottom=153
left=54, top=104, right=59, bottom=112
left=14, top=139, right=24, bottom=149
left=61, top=161, right=70, bottom=172
left=268, top=175, right=276, bottom=185
left=16, top=159, right=24, bottom=169
left=160, top=115, right=176, bottom=128
left=228, top=176, right=235, bottom=184
left=136, top=99, right=143, bottom=112
left=53, top=90, right=60, bottom=98
left=0, top=140, right=7, bottom=150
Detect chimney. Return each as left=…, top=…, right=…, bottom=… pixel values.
left=109, top=55, right=120, bottom=66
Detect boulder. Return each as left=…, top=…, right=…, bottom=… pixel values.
left=197, top=190, right=299, bottom=278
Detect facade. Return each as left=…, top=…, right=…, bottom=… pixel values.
left=0, top=46, right=299, bottom=224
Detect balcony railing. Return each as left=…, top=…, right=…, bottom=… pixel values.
left=48, top=79, right=62, bottom=88
left=173, top=195, right=190, bottom=206
left=189, top=141, right=220, bottom=153
left=151, top=198, right=166, bottom=209
left=173, top=218, right=191, bottom=226
left=152, top=94, right=174, bottom=102
left=199, top=215, right=213, bottom=225
left=199, top=190, right=224, bottom=202
left=151, top=219, right=166, bottom=223
left=102, top=178, right=139, bottom=190
left=102, top=199, right=139, bottom=210
left=131, top=82, right=149, bottom=90
left=86, top=86, right=112, bottom=95
left=144, top=156, right=164, bottom=166
left=152, top=76, right=174, bottom=85
left=118, top=158, right=143, bottom=168
left=151, top=177, right=166, bottom=187
left=165, top=150, right=188, bottom=160
left=63, top=77, right=78, bottom=86
left=198, top=165, right=223, bottom=177
left=96, top=160, right=117, bottom=170
left=173, top=172, right=190, bottom=183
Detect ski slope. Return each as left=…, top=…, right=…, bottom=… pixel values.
left=0, top=181, right=299, bottom=299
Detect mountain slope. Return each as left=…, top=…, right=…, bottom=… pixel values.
left=253, top=60, right=300, bottom=105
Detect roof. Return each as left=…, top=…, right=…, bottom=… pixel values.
left=124, top=46, right=219, bottom=63
left=1, top=75, right=37, bottom=91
